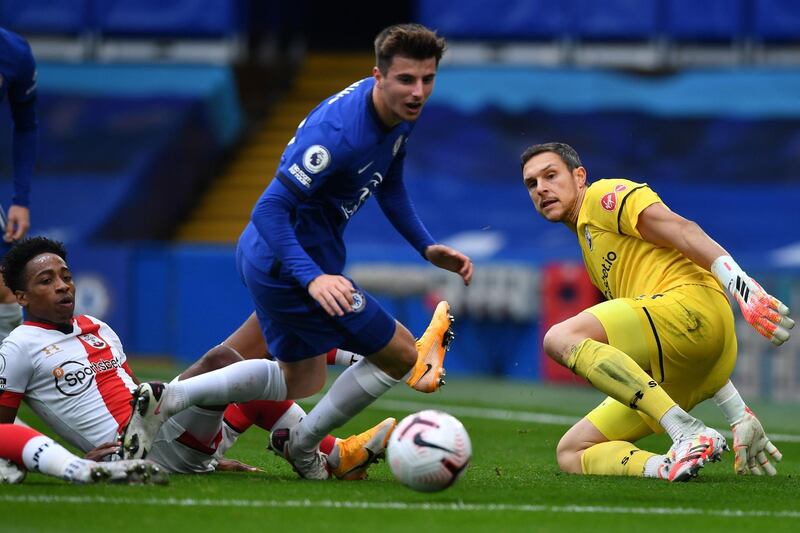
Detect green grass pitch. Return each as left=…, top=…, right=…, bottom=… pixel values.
left=3, top=362, right=799, bottom=533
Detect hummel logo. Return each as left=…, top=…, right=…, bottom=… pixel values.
left=357, top=161, right=374, bottom=174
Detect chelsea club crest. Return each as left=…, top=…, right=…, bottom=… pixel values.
left=351, top=291, right=366, bottom=313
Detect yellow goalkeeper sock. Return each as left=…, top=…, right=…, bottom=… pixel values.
left=566, top=339, right=675, bottom=422
left=581, top=441, right=654, bottom=477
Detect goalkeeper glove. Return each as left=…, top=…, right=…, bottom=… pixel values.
left=711, top=255, right=795, bottom=346
left=731, top=407, right=782, bottom=476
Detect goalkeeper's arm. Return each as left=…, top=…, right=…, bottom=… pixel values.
left=636, top=202, right=794, bottom=345
left=714, top=380, right=782, bottom=475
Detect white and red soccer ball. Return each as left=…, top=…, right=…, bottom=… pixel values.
left=387, top=410, right=472, bottom=492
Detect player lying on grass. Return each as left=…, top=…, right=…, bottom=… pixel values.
left=521, top=142, right=792, bottom=481
left=0, top=237, right=446, bottom=481
left=0, top=423, right=167, bottom=484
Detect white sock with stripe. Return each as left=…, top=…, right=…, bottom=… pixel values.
left=21, top=436, right=91, bottom=481
left=292, top=358, right=399, bottom=454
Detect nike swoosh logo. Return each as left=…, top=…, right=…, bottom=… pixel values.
left=357, top=161, right=374, bottom=174
left=417, top=363, right=433, bottom=382
left=413, top=432, right=453, bottom=453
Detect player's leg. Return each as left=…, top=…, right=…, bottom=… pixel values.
left=557, top=399, right=671, bottom=479
left=0, top=424, right=166, bottom=484
left=545, top=298, right=726, bottom=478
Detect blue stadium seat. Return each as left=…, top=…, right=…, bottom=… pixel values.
left=573, top=0, right=662, bottom=40
left=415, top=0, right=567, bottom=40
left=94, top=0, right=245, bottom=38
left=0, top=0, right=92, bottom=35
left=665, top=0, right=746, bottom=42
left=753, top=0, right=800, bottom=42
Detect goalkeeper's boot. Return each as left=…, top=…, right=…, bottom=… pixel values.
left=407, top=301, right=454, bottom=393
left=330, top=417, right=396, bottom=480
left=0, top=458, right=25, bottom=484
left=666, top=426, right=727, bottom=482
left=269, top=427, right=331, bottom=480
left=121, top=382, right=169, bottom=460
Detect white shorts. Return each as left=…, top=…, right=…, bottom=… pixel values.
left=147, top=406, right=241, bottom=473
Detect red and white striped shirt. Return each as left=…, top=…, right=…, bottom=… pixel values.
left=0, top=315, right=136, bottom=452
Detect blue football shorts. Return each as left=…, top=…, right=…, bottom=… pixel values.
left=236, top=247, right=397, bottom=362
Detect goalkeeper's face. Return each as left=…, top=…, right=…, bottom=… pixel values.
left=372, top=55, right=437, bottom=127
left=522, top=152, right=587, bottom=225
left=17, top=253, right=76, bottom=327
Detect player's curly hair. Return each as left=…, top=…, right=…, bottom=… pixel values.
left=520, top=142, right=583, bottom=172
left=374, top=23, right=446, bottom=74
left=1, top=236, right=68, bottom=292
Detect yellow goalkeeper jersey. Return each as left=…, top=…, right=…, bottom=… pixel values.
left=576, top=178, right=722, bottom=300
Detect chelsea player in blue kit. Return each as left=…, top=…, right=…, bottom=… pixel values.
left=0, top=27, right=37, bottom=340
left=236, top=23, right=473, bottom=479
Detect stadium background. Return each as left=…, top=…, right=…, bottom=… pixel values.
left=1, top=0, right=799, bottom=402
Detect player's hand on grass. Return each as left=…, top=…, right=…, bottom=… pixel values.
left=308, top=274, right=355, bottom=317
left=85, top=441, right=122, bottom=461
left=216, top=458, right=263, bottom=473
left=731, top=407, right=782, bottom=476
left=711, top=256, right=794, bottom=345
left=425, top=244, right=473, bottom=286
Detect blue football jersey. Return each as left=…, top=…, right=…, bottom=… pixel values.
left=241, top=77, right=434, bottom=287
left=0, top=27, right=37, bottom=108
left=0, top=27, right=38, bottom=208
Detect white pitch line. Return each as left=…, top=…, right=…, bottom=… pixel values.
left=372, top=399, right=800, bottom=443
left=1, top=495, right=799, bottom=519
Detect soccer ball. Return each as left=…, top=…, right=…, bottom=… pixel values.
left=387, top=410, right=471, bottom=492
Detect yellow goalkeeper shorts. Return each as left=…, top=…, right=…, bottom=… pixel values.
left=583, top=284, right=737, bottom=441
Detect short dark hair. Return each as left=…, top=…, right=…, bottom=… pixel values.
left=520, top=142, right=583, bottom=172
left=374, top=23, right=446, bottom=74
left=1, top=236, right=68, bottom=292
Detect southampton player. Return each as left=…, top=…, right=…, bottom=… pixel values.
left=520, top=143, right=792, bottom=481
left=0, top=27, right=38, bottom=340
left=0, top=423, right=167, bottom=484
left=0, top=237, right=395, bottom=480
left=224, top=22, right=473, bottom=479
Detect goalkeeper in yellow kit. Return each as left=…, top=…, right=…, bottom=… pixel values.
left=521, top=142, right=794, bottom=481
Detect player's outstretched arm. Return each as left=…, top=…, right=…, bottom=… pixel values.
left=714, top=381, right=782, bottom=475
left=637, top=203, right=794, bottom=345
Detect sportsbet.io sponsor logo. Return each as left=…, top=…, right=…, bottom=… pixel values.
left=599, top=251, right=618, bottom=299
left=52, top=358, right=122, bottom=397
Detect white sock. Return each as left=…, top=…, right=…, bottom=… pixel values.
left=293, top=358, right=399, bottom=453
left=643, top=454, right=669, bottom=478
left=163, top=359, right=288, bottom=416
left=271, top=402, right=306, bottom=431
left=713, top=381, right=746, bottom=425
left=334, top=349, right=363, bottom=367
left=21, top=436, right=88, bottom=480
left=660, top=405, right=703, bottom=442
